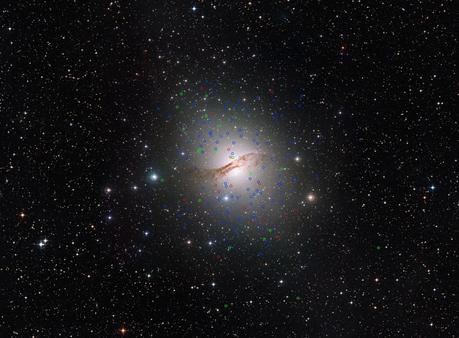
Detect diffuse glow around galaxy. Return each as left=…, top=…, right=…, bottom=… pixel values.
left=170, top=100, right=313, bottom=227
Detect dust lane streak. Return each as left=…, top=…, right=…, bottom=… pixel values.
left=190, top=152, right=267, bottom=181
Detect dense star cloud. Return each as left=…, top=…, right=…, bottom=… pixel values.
left=1, top=1, right=457, bottom=337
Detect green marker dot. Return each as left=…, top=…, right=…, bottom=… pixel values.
left=224, top=303, right=229, bottom=309
left=376, top=245, right=381, bottom=250
left=197, top=198, right=202, bottom=203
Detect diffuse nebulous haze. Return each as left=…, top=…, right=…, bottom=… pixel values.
left=1, top=1, right=457, bottom=337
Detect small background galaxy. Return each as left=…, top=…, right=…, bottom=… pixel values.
left=1, top=1, right=458, bottom=337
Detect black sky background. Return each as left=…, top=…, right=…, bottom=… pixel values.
left=1, top=1, right=458, bottom=337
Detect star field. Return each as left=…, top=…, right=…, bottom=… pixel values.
left=1, top=1, right=458, bottom=337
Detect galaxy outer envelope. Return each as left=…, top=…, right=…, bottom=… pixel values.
left=175, top=109, right=304, bottom=226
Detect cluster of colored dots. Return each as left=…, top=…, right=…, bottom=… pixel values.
left=176, top=102, right=301, bottom=231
